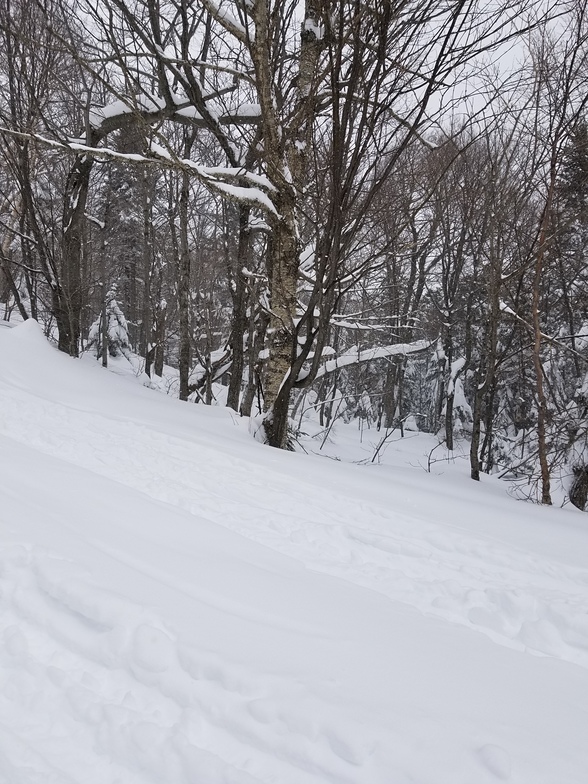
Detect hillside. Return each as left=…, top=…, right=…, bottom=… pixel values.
left=0, top=320, right=587, bottom=784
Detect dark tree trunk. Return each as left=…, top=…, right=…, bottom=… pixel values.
left=570, top=466, right=588, bottom=510
left=141, top=172, right=154, bottom=377
left=241, top=303, right=268, bottom=417
left=470, top=387, right=483, bottom=482
left=445, top=390, right=455, bottom=451
left=227, top=206, right=251, bottom=412
left=178, top=169, right=191, bottom=400
left=532, top=165, right=556, bottom=505
left=61, top=153, right=94, bottom=356
left=480, top=381, right=497, bottom=472
left=470, top=249, right=501, bottom=481
left=154, top=306, right=166, bottom=377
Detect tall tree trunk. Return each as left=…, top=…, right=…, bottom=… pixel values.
left=470, top=308, right=499, bottom=480
left=227, top=206, right=251, bottom=412
left=241, top=301, right=269, bottom=417
left=445, top=390, right=455, bottom=451
left=141, top=172, right=154, bottom=377
left=154, top=303, right=166, bottom=376
left=250, top=0, right=322, bottom=447
left=100, top=228, right=108, bottom=368
left=532, top=165, right=556, bottom=505
left=381, top=363, right=399, bottom=429
left=61, top=154, right=93, bottom=356
left=470, top=389, right=484, bottom=482
left=178, top=169, right=191, bottom=400
left=263, top=205, right=299, bottom=448
left=480, top=380, right=497, bottom=472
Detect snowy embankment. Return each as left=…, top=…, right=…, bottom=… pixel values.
left=0, top=320, right=587, bottom=784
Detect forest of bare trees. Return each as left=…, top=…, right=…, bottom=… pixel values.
left=2, top=0, right=588, bottom=506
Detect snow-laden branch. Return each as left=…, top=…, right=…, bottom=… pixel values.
left=330, top=319, right=401, bottom=331
left=196, top=0, right=250, bottom=43
left=0, top=127, right=278, bottom=219
left=197, top=166, right=275, bottom=192
left=204, top=180, right=278, bottom=215
left=88, top=94, right=261, bottom=133
left=149, top=143, right=278, bottom=216
left=297, top=339, right=432, bottom=383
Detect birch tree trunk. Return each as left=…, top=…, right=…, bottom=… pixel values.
left=248, top=1, right=323, bottom=447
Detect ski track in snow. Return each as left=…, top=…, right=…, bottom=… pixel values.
left=0, top=542, right=375, bottom=784
left=2, top=377, right=588, bottom=675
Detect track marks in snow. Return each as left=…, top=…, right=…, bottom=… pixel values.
left=2, top=378, right=588, bottom=671
left=476, top=744, right=512, bottom=780
left=0, top=545, right=377, bottom=784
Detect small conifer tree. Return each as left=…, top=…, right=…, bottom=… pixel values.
left=87, top=285, right=131, bottom=360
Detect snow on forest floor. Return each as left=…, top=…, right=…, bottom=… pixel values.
left=0, top=320, right=587, bottom=784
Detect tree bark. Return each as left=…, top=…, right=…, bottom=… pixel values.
left=531, top=165, right=556, bottom=505
left=262, top=205, right=299, bottom=448
left=226, top=206, right=251, bottom=412
left=61, top=153, right=93, bottom=355
left=178, top=169, right=191, bottom=400
left=470, top=302, right=499, bottom=481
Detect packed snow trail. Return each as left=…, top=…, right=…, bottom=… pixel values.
left=0, top=320, right=587, bottom=783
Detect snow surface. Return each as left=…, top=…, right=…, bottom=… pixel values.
left=0, top=320, right=587, bottom=783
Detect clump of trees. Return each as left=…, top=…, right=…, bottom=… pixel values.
left=2, top=0, right=588, bottom=507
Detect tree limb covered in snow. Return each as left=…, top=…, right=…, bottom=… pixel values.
left=88, top=97, right=260, bottom=135
left=196, top=0, right=250, bottom=44
left=0, top=126, right=277, bottom=217
left=296, top=340, right=432, bottom=383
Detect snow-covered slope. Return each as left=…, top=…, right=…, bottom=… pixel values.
left=0, top=320, right=587, bottom=784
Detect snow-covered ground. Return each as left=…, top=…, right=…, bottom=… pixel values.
left=0, top=319, right=587, bottom=783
